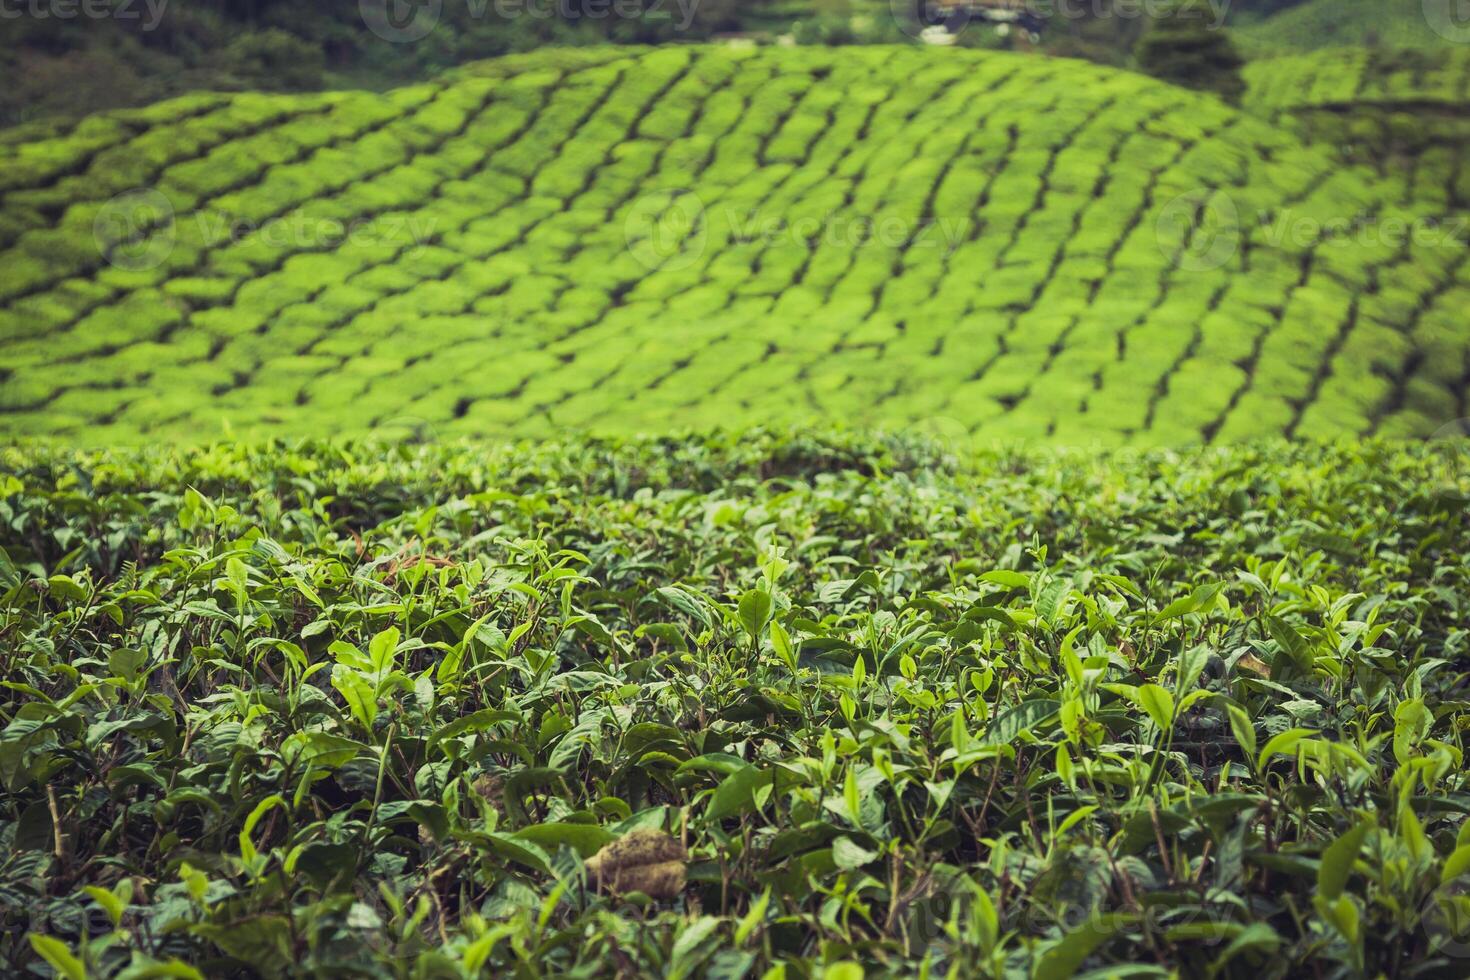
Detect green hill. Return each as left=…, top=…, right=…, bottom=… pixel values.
left=1, top=45, right=1467, bottom=445
left=1233, top=0, right=1467, bottom=54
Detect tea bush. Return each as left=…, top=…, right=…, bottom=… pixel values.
left=3, top=432, right=1470, bottom=976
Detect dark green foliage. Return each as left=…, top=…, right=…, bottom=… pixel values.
left=0, top=0, right=781, bottom=125
left=1040, top=0, right=1155, bottom=67
left=1136, top=2, right=1248, bottom=105
left=3, top=431, right=1470, bottom=976
left=218, top=28, right=328, bottom=92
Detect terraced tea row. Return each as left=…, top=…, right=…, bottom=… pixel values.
left=1244, top=47, right=1470, bottom=204
left=1, top=46, right=1467, bottom=444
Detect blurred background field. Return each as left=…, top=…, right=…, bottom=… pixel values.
left=2, top=29, right=1467, bottom=445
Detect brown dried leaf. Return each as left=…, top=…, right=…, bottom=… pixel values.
left=472, top=773, right=504, bottom=806
left=585, top=829, right=688, bottom=899
left=1236, top=653, right=1271, bottom=677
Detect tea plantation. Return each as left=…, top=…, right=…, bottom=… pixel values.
left=3, top=432, right=1470, bottom=976
left=2, top=45, right=1468, bottom=445
left=6, top=34, right=1470, bottom=980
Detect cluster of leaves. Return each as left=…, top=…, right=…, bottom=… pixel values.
left=2, top=429, right=1469, bottom=977
left=1134, top=2, right=1247, bottom=105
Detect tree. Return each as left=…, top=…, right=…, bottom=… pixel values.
left=1043, top=1, right=1152, bottom=67
left=1134, top=0, right=1247, bottom=105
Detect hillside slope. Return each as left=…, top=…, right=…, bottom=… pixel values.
left=0, top=46, right=1466, bottom=445
left=1244, top=47, right=1470, bottom=195
left=1233, top=0, right=1467, bottom=53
